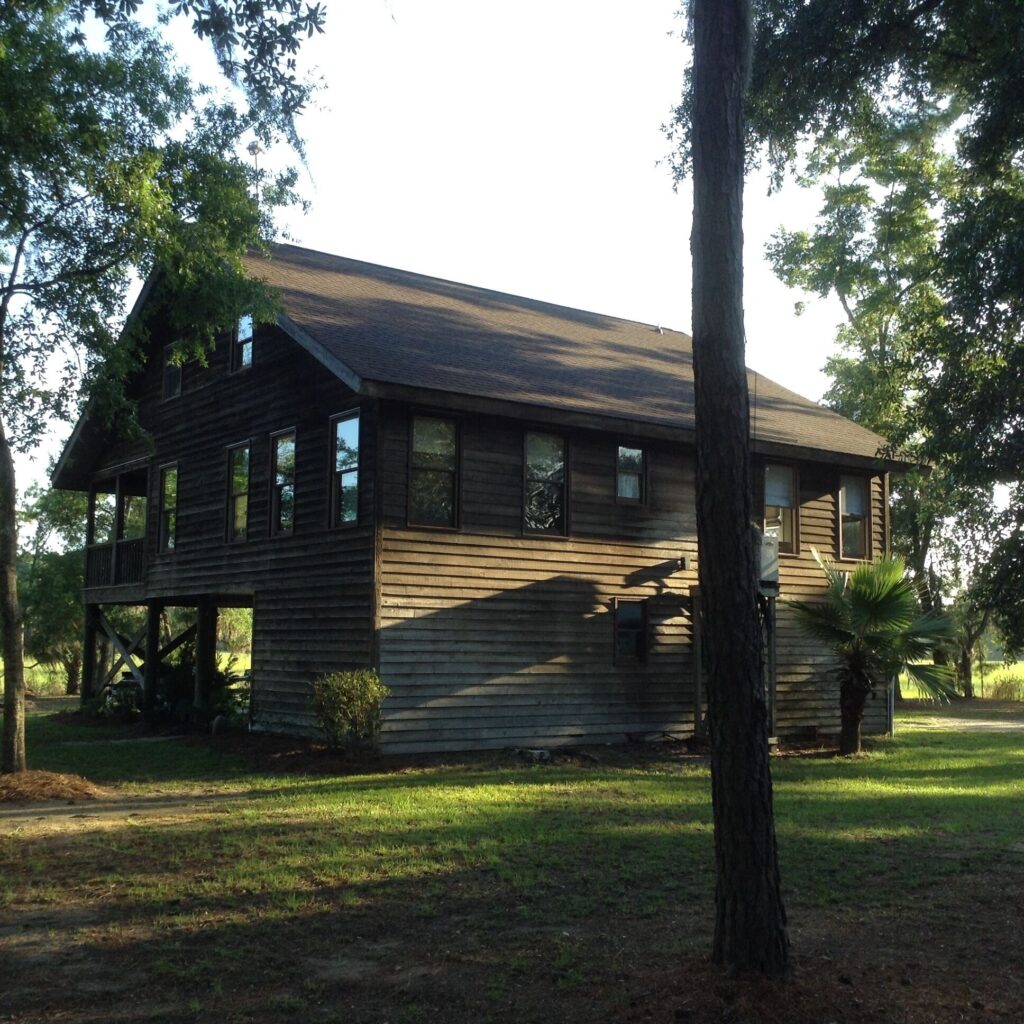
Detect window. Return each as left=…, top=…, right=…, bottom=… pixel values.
left=162, top=345, right=181, bottom=399
left=271, top=431, right=296, bottom=535
left=227, top=443, right=251, bottom=542
left=524, top=431, right=567, bottom=534
left=159, top=464, right=178, bottom=552
left=331, top=411, right=359, bottom=526
left=614, top=599, right=648, bottom=663
left=409, top=416, right=458, bottom=527
left=763, top=464, right=797, bottom=554
left=839, top=475, right=869, bottom=559
left=231, top=314, right=253, bottom=372
left=616, top=445, right=645, bottom=503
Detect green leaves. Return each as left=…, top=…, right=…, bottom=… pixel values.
left=792, top=550, right=956, bottom=700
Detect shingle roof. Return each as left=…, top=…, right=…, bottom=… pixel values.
left=244, top=243, right=892, bottom=463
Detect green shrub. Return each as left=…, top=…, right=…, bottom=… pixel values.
left=311, top=669, right=390, bottom=755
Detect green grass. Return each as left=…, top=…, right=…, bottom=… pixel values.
left=3, top=705, right=1024, bottom=1022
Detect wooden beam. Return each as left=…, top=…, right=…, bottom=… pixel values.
left=158, top=622, right=197, bottom=662
left=81, top=604, right=99, bottom=702
left=143, top=600, right=162, bottom=714
left=97, top=611, right=144, bottom=686
left=103, top=627, right=146, bottom=686
left=194, top=599, right=217, bottom=711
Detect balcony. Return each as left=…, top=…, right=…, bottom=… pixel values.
left=86, top=465, right=149, bottom=590
left=85, top=538, right=146, bottom=588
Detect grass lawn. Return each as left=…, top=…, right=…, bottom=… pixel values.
left=1, top=702, right=1023, bottom=1023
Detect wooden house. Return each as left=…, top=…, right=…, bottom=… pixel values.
left=54, top=244, right=901, bottom=753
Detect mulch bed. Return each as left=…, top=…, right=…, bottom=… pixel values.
left=0, top=770, right=108, bottom=804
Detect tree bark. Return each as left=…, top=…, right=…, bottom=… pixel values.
left=1, top=415, right=27, bottom=773
left=692, top=0, right=789, bottom=975
left=838, top=675, right=869, bottom=755
left=958, top=648, right=974, bottom=699
left=63, top=655, right=81, bottom=697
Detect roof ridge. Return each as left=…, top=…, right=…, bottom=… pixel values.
left=263, top=242, right=693, bottom=341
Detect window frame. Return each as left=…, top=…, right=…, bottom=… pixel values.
left=161, top=344, right=182, bottom=401
left=615, top=443, right=647, bottom=506
left=838, top=473, right=872, bottom=561
left=329, top=409, right=361, bottom=529
left=407, top=413, right=461, bottom=531
left=269, top=428, right=297, bottom=538
left=230, top=314, right=254, bottom=373
left=762, top=462, right=800, bottom=556
left=522, top=430, right=569, bottom=537
left=225, top=441, right=252, bottom=544
left=157, top=462, right=178, bottom=554
left=612, top=597, right=649, bottom=665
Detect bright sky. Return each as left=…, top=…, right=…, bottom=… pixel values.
left=23, top=0, right=845, bottom=491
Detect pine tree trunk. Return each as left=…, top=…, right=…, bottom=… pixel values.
left=0, top=415, right=27, bottom=773
left=692, top=0, right=788, bottom=975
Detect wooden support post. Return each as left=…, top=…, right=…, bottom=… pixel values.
left=143, top=600, right=162, bottom=714
left=111, top=475, right=123, bottom=584
left=81, top=604, right=99, bottom=702
left=194, top=599, right=217, bottom=711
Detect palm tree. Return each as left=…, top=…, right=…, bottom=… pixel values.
left=792, top=551, right=956, bottom=755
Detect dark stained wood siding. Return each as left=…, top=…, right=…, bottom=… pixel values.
left=378, top=405, right=891, bottom=753
left=84, top=321, right=377, bottom=732
left=377, top=405, right=698, bottom=754
left=79, top=328, right=893, bottom=748
left=773, top=467, right=890, bottom=738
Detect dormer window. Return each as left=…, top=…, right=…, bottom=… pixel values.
left=231, top=314, right=253, bottom=372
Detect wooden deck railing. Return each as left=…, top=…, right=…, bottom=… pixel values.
left=85, top=538, right=145, bottom=587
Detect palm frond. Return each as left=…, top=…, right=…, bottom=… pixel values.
left=905, top=661, right=958, bottom=702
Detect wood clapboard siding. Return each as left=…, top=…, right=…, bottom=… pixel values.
left=377, top=406, right=698, bottom=754
left=772, top=469, right=890, bottom=738
left=86, top=321, right=377, bottom=733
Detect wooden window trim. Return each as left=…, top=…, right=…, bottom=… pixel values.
left=225, top=440, right=252, bottom=544
left=615, top=443, right=648, bottom=506
left=837, top=473, right=872, bottom=562
left=269, top=428, right=296, bottom=538
left=612, top=597, right=649, bottom=665
left=522, top=430, right=570, bottom=538
left=763, top=461, right=800, bottom=557
left=157, top=461, right=178, bottom=555
left=329, top=409, right=360, bottom=529
left=230, top=315, right=254, bottom=373
left=161, top=345, right=182, bottom=401
left=406, top=412, right=462, bottom=532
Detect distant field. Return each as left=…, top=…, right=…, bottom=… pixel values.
left=900, top=660, right=1024, bottom=701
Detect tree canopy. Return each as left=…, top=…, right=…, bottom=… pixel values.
left=719, top=1, right=1024, bottom=661
left=0, top=1, right=319, bottom=771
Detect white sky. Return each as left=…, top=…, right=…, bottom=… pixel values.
left=21, top=0, right=845, bottom=490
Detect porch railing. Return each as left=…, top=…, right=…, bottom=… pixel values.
left=85, top=538, right=145, bottom=587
